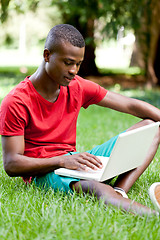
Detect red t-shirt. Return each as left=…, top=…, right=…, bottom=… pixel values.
left=0, top=75, right=107, bottom=158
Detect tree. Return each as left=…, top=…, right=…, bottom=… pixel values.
left=1, top=0, right=40, bottom=60
left=52, top=0, right=104, bottom=76
left=52, top=0, right=160, bottom=85
left=0, top=0, right=39, bottom=22
left=128, top=0, right=160, bottom=86
left=1, top=0, right=160, bottom=85
left=0, top=0, right=53, bottom=53
left=146, top=0, right=160, bottom=86
left=0, top=0, right=10, bottom=23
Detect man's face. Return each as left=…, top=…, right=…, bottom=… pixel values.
left=44, top=41, right=85, bottom=86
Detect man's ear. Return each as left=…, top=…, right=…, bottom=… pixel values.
left=43, top=49, right=50, bottom=62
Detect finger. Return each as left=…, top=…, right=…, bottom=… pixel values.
left=84, top=153, right=103, bottom=166
left=78, top=158, right=100, bottom=170
left=74, top=162, right=88, bottom=171
left=81, top=153, right=103, bottom=168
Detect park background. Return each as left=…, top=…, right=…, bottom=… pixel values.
left=0, top=0, right=160, bottom=239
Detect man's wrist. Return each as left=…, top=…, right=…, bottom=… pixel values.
left=58, top=155, right=65, bottom=168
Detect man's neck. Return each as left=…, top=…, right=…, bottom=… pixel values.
left=29, top=63, right=60, bottom=103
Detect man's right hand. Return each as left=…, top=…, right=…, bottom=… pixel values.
left=60, top=152, right=103, bottom=171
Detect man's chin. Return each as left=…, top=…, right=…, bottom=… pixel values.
left=64, top=77, right=73, bottom=85
left=61, top=79, right=72, bottom=86
left=61, top=82, right=70, bottom=87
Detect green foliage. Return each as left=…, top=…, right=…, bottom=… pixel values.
left=1, top=0, right=156, bottom=78
left=53, top=0, right=101, bottom=20
left=50, top=0, right=157, bottom=79
left=0, top=0, right=10, bottom=22
left=0, top=1, right=62, bottom=51
left=0, top=0, right=40, bottom=22
left=51, top=0, right=152, bottom=39
left=0, top=0, right=155, bottom=46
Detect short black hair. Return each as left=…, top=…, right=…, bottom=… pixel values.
left=44, top=24, right=85, bottom=52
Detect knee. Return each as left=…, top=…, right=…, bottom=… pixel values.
left=127, top=119, right=155, bottom=132
left=78, top=180, right=99, bottom=194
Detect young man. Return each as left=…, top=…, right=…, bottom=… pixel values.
left=0, top=24, right=160, bottom=216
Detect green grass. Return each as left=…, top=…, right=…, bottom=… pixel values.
left=0, top=66, right=37, bottom=77
left=0, top=75, right=160, bottom=239
left=99, top=66, right=145, bottom=76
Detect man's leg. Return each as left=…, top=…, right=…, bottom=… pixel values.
left=114, top=119, right=160, bottom=193
left=72, top=180, right=158, bottom=216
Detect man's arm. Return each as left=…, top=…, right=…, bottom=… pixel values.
left=97, top=91, right=160, bottom=121
left=1, top=135, right=102, bottom=177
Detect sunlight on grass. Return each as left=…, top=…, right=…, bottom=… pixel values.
left=99, top=66, right=144, bottom=76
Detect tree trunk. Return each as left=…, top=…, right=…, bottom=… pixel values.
left=130, top=38, right=145, bottom=69
left=62, top=13, right=99, bottom=77
left=78, top=44, right=99, bottom=77
left=130, top=0, right=160, bottom=87
left=78, top=18, right=99, bottom=76
left=153, top=37, right=160, bottom=85
left=146, top=0, right=160, bottom=87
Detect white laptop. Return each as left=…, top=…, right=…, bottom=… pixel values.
left=55, top=122, right=160, bottom=182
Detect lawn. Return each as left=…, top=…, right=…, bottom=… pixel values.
left=0, top=73, right=160, bottom=240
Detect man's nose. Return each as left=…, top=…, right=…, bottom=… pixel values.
left=68, top=65, right=78, bottom=76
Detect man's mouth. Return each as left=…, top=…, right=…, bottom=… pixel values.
left=64, top=76, right=73, bottom=82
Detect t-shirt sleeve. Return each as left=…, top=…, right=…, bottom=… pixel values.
left=0, top=95, right=29, bottom=136
left=77, top=76, right=108, bottom=109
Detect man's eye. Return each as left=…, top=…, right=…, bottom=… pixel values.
left=64, top=61, right=71, bottom=66
left=77, top=63, right=81, bottom=67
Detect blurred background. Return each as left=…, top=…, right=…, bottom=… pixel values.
left=0, top=0, right=160, bottom=89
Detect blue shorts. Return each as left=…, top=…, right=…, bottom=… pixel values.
left=34, top=134, right=120, bottom=193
